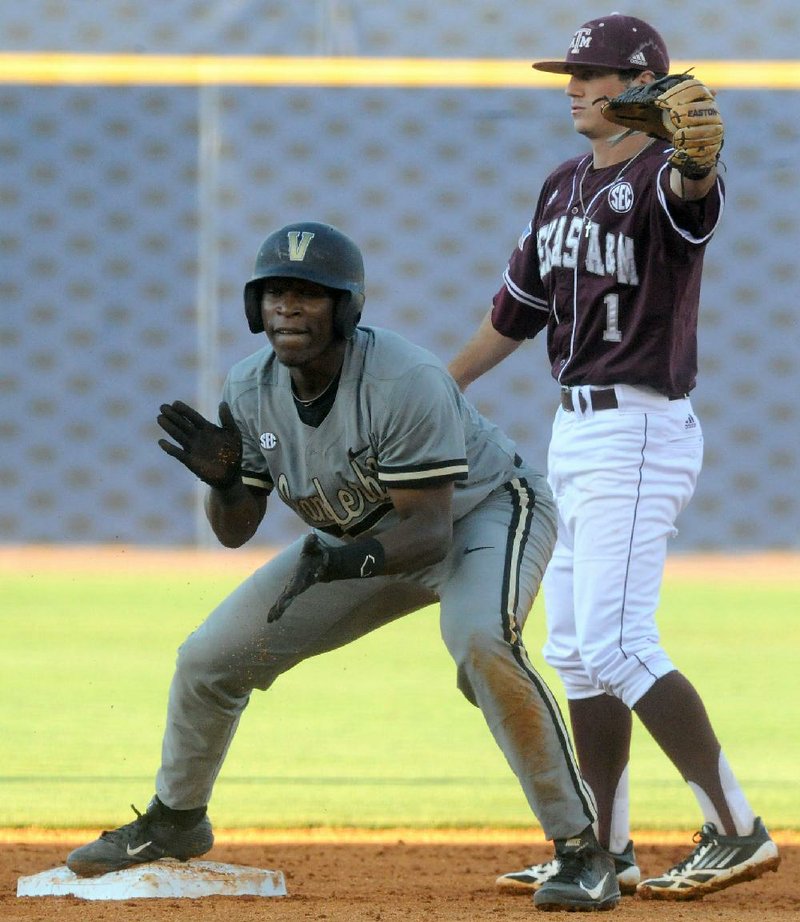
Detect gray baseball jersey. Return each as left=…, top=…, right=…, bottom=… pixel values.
left=223, top=325, right=522, bottom=539
left=155, top=325, right=596, bottom=839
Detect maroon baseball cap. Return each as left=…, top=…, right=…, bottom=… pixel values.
left=533, top=13, right=670, bottom=75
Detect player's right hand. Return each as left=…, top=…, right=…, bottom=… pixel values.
left=267, top=534, right=330, bottom=622
left=157, top=400, right=243, bottom=490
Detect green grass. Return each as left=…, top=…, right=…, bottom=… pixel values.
left=1, top=568, right=797, bottom=831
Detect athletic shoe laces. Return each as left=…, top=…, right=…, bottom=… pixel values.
left=548, top=845, right=590, bottom=883
left=98, top=804, right=152, bottom=842
left=665, top=824, right=718, bottom=876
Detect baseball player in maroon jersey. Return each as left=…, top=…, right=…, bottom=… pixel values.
left=449, top=13, right=779, bottom=903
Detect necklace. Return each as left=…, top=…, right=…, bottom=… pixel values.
left=575, top=139, right=654, bottom=237
left=292, top=370, right=341, bottom=406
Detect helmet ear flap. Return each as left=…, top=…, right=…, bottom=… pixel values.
left=246, top=283, right=362, bottom=338
left=334, top=290, right=365, bottom=340
left=244, top=280, right=264, bottom=333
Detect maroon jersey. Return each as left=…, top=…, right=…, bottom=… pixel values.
left=492, top=141, right=724, bottom=396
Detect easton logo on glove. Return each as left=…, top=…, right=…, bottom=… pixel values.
left=601, top=73, right=724, bottom=179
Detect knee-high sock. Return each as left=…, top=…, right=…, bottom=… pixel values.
left=569, top=694, right=632, bottom=852
left=633, top=671, right=754, bottom=835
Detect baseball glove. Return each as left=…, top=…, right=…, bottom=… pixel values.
left=601, top=73, right=724, bottom=179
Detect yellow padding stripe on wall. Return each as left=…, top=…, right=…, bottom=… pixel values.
left=0, top=54, right=798, bottom=88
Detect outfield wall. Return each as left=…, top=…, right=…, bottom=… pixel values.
left=0, top=2, right=797, bottom=550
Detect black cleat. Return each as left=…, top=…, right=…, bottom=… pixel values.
left=66, top=798, right=213, bottom=878
left=496, top=838, right=639, bottom=895
left=533, top=827, right=621, bottom=912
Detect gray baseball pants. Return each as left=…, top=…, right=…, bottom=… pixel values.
left=156, top=467, right=595, bottom=840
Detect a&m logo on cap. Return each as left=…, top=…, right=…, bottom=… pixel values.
left=569, top=27, right=593, bottom=54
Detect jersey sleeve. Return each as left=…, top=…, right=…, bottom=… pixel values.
left=221, top=374, right=273, bottom=493
left=657, top=165, right=725, bottom=244
left=491, top=208, right=550, bottom=340
left=375, top=364, right=469, bottom=489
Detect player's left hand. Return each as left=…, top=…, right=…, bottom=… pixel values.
left=655, top=76, right=723, bottom=178
left=267, top=534, right=330, bottom=622
left=601, top=73, right=723, bottom=178
left=157, top=400, right=242, bottom=489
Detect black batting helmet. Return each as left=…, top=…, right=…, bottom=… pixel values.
left=244, top=222, right=365, bottom=339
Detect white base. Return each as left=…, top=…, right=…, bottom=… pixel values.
left=17, top=859, right=287, bottom=900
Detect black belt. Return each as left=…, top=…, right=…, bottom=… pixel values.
left=560, top=387, right=687, bottom=412
left=560, top=388, right=618, bottom=412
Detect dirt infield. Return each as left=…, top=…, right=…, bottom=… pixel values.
left=3, top=834, right=797, bottom=922
left=1, top=544, right=798, bottom=584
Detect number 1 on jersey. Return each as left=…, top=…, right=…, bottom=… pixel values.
left=603, top=293, right=622, bottom=343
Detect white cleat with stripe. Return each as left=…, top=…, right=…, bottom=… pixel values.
left=637, top=817, right=780, bottom=901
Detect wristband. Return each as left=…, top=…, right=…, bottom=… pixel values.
left=321, top=538, right=385, bottom=581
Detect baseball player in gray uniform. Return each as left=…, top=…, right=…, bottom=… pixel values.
left=66, top=221, right=620, bottom=911
left=449, top=13, right=779, bottom=904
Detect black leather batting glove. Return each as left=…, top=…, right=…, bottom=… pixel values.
left=267, top=534, right=330, bottom=623
left=267, top=533, right=386, bottom=622
left=157, top=400, right=243, bottom=490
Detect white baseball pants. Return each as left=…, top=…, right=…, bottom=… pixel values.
left=542, top=384, right=704, bottom=708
